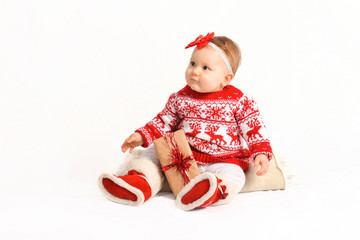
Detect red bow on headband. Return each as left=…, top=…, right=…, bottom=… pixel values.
left=185, top=32, right=215, bottom=50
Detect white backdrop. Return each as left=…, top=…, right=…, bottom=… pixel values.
left=1, top=0, right=359, bottom=239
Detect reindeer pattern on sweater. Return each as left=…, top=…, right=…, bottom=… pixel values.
left=136, top=85, right=272, bottom=170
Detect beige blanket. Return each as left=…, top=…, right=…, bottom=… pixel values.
left=159, top=154, right=286, bottom=193
left=121, top=149, right=285, bottom=193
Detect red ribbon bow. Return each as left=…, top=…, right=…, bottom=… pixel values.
left=185, top=32, right=215, bottom=50
left=161, top=133, right=195, bottom=184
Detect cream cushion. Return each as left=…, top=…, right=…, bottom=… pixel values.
left=160, top=155, right=285, bottom=193
left=124, top=150, right=285, bottom=193
left=240, top=155, right=285, bottom=193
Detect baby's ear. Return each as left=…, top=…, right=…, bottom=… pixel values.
left=223, top=72, right=234, bottom=86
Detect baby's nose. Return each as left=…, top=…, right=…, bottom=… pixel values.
left=193, top=67, right=200, bottom=76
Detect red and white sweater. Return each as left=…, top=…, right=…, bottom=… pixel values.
left=136, top=85, right=273, bottom=171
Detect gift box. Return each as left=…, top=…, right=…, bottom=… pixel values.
left=153, top=130, right=200, bottom=197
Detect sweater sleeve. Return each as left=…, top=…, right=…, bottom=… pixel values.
left=235, top=94, right=273, bottom=162
left=135, top=93, right=181, bottom=147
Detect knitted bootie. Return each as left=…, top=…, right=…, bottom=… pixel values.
left=98, top=158, right=164, bottom=206
left=98, top=170, right=151, bottom=206
left=176, top=172, right=228, bottom=210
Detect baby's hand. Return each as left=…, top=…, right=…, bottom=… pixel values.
left=253, top=154, right=270, bottom=176
left=121, top=132, right=145, bottom=153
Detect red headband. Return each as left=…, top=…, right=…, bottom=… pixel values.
left=185, top=32, right=233, bottom=73
left=185, top=32, right=215, bottom=50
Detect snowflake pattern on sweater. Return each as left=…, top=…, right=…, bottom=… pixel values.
left=136, top=85, right=273, bottom=170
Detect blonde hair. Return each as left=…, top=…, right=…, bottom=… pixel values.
left=210, top=36, right=241, bottom=75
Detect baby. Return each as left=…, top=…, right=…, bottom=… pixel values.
left=98, top=32, right=273, bottom=210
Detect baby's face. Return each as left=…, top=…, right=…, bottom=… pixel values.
left=185, top=45, right=230, bottom=93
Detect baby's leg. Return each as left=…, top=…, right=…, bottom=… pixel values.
left=202, top=162, right=245, bottom=206
left=98, top=144, right=164, bottom=206
left=176, top=163, right=245, bottom=210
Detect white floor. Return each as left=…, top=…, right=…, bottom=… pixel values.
left=1, top=151, right=359, bottom=240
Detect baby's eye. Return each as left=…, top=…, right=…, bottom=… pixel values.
left=190, top=61, right=196, bottom=66
left=203, top=66, right=210, bottom=70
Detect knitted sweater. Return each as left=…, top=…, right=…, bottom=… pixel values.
left=136, top=85, right=273, bottom=171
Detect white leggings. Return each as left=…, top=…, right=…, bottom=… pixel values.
left=140, top=144, right=246, bottom=193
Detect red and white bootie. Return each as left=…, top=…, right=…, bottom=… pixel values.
left=98, top=170, right=151, bottom=206
left=176, top=172, right=239, bottom=211
left=98, top=158, right=164, bottom=206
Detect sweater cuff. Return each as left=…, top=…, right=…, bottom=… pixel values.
left=249, top=141, right=273, bottom=162
left=135, top=124, right=164, bottom=148
left=135, top=127, right=153, bottom=148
